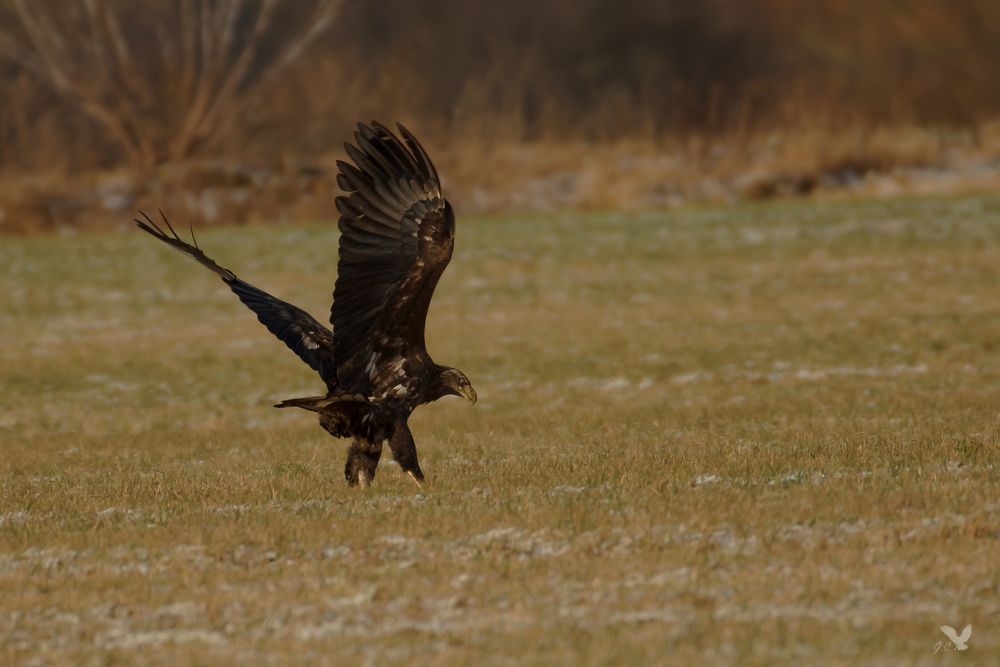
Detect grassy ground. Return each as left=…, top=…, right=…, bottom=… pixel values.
left=1, top=195, right=998, bottom=666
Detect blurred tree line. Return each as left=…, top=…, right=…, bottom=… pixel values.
left=1, top=0, right=998, bottom=172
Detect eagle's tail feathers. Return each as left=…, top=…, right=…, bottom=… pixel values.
left=274, top=393, right=370, bottom=411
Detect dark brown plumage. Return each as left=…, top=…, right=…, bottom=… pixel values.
left=137, top=122, right=476, bottom=487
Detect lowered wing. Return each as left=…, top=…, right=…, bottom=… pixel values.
left=137, top=213, right=338, bottom=386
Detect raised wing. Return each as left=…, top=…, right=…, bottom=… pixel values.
left=137, top=213, right=337, bottom=386
left=331, top=122, right=455, bottom=377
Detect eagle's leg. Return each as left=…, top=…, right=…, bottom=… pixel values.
left=345, top=438, right=382, bottom=488
left=388, top=420, right=424, bottom=487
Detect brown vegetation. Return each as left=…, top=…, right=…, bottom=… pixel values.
left=1, top=1, right=1000, bottom=229
left=0, top=0, right=337, bottom=169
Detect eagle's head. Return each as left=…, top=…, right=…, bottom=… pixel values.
left=437, top=367, right=477, bottom=404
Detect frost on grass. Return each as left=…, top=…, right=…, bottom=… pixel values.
left=691, top=473, right=722, bottom=487
left=669, top=364, right=929, bottom=386
left=100, top=628, right=227, bottom=650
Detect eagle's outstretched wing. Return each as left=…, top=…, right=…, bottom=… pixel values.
left=331, top=122, right=455, bottom=379
left=137, top=213, right=338, bottom=386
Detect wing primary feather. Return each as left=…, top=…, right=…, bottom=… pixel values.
left=158, top=208, right=179, bottom=239
left=348, top=176, right=405, bottom=220
left=372, top=178, right=408, bottom=213
left=344, top=142, right=386, bottom=179
left=336, top=173, right=356, bottom=192
left=396, top=122, right=439, bottom=184
left=371, top=121, right=423, bottom=176
left=338, top=162, right=402, bottom=220
left=356, top=126, right=403, bottom=177
left=342, top=199, right=400, bottom=228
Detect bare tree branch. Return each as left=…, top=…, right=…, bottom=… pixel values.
left=256, top=0, right=341, bottom=91
left=0, top=0, right=339, bottom=168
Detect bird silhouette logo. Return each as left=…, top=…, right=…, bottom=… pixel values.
left=939, top=625, right=972, bottom=651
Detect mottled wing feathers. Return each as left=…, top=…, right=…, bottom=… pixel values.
left=332, top=122, right=455, bottom=374
left=136, top=213, right=337, bottom=386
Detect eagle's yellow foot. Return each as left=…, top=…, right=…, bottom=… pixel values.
left=406, top=470, right=424, bottom=488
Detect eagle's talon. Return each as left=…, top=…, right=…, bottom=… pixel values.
left=406, top=470, right=424, bottom=488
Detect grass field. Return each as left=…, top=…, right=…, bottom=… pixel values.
left=1, top=195, right=999, bottom=666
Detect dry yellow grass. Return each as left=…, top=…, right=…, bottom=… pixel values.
left=1, top=195, right=999, bottom=665
left=7, top=120, right=1000, bottom=234
left=441, top=123, right=1000, bottom=213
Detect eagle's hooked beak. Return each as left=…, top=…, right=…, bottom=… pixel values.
left=460, top=384, right=478, bottom=405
